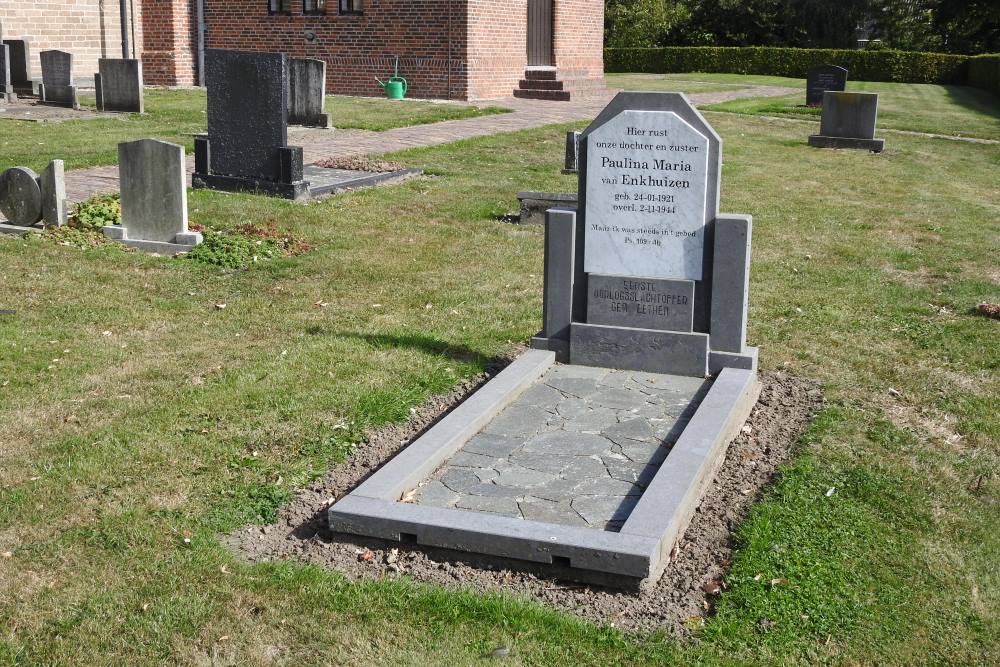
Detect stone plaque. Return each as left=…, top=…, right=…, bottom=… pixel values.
left=98, top=58, right=144, bottom=113
left=587, top=274, right=694, bottom=332
left=206, top=49, right=288, bottom=181
left=806, top=64, right=848, bottom=106
left=118, top=139, right=188, bottom=242
left=584, top=109, right=710, bottom=281
left=820, top=91, right=878, bottom=139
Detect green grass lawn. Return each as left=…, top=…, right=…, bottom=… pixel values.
left=605, top=73, right=754, bottom=94
left=1, top=94, right=999, bottom=664
left=0, top=89, right=509, bottom=172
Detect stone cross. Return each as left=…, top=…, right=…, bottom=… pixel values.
left=95, top=58, right=144, bottom=113
left=288, top=58, right=330, bottom=128
left=192, top=49, right=309, bottom=200
left=39, top=50, right=79, bottom=109
left=102, top=139, right=203, bottom=253
left=531, top=92, right=757, bottom=377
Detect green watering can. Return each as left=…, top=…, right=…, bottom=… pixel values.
left=376, top=75, right=408, bottom=100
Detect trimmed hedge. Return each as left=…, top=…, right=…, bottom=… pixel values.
left=605, top=47, right=971, bottom=85
left=967, top=54, right=1000, bottom=95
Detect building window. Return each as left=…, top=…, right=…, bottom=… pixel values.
left=304, top=0, right=327, bottom=14
left=339, top=0, right=362, bottom=15
left=268, top=0, right=292, bottom=14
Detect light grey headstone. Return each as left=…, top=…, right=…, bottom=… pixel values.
left=0, top=167, right=42, bottom=226
left=118, top=139, right=188, bottom=242
left=39, top=50, right=78, bottom=108
left=1, top=44, right=15, bottom=102
left=40, top=160, right=67, bottom=227
left=583, top=109, right=710, bottom=280
left=819, top=91, right=878, bottom=139
left=97, top=58, right=144, bottom=113
left=288, top=58, right=329, bottom=127
left=587, top=274, right=694, bottom=332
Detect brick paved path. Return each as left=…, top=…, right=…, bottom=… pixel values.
left=21, top=85, right=801, bottom=214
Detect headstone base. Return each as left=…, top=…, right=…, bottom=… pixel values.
left=709, top=347, right=758, bottom=374
left=39, top=83, right=80, bottom=109
left=0, top=222, right=43, bottom=235
left=1, top=88, right=15, bottom=103
left=529, top=333, right=569, bottom=362
left=192, top=172, right=310, bottom=201
left=102, top=225, right=203, bottom=255
left=808, top=134, right=884, bottom=152
left=293, top=112, right=331, bottom=128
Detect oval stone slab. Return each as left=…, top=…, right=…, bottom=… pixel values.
left=0, top=167, right=43, bottom=226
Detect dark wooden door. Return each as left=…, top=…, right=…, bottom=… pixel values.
left=527, top=0, right=553, bottom=66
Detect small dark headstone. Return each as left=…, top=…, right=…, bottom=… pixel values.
left=39, top=50, right=79, bottom=108
left=806, top=64, right=847, bottom=107
left=2, top=39, right=36, bottom=95
left=96, top=58, right=144, bottom=113
left=288, top=58, right=330, bottom=128
left=0, top=167, right=42, bottom=225
left=192, top=49, right=308, bottom=200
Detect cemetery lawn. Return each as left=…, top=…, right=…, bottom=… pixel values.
left=2, top=105, right=999, bottom=664
left=0, top=90, right=510, bottom=172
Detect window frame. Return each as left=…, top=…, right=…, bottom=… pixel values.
left=267, top=0, right=292, bottom=16
left=338, top=0, right=363, bottom=16
left=303, top=0, right=328, bottom=16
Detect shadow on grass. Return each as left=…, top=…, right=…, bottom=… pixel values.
left=943, top=84, right=1000, bottom=120
left=328, top=330, right=494, bottom=367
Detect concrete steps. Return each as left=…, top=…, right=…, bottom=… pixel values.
left=513, top=68, right=606, bottom=101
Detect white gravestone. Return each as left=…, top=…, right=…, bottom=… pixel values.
left=584, top=110, right=709, bottom=281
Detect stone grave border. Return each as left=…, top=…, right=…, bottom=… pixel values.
left=329, top=348, right=759, bottom=587
left=305, top=165, right=423, bottom=197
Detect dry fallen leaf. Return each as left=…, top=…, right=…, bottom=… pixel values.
left=358, top=550, right=375, bottom=563
left=701, top=578, right=723, bottom=596
left=214, top=301, right=227, bottom=310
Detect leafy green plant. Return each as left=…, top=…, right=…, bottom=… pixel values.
left=72, top=193, right=121, bottom=230
left=183, top=223, right=310, bottom=269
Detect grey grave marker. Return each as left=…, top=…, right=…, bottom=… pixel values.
left=95, top=58, right=144, bottom=113
left=192, top=49, right=309, bottom=200
left=288, top=57, right=330, bottom=128
left=2, top=39, right=38, bottom=95
left=1, top=44, right=16, bottom=103
left=806, top=64, right=848, bottom=106
left=103, top=139, right=203, bottom=253
left=39, top=50, right=79, bottom=109
left=808, top=91, right=885, bottom=152
left=0, top=161, right=68, bottom=233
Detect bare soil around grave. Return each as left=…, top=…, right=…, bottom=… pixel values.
left=225, top=366, right=823, bottom=635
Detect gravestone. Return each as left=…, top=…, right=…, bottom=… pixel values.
left=192, top=49, right=309, bottom=200
left=808, top=91, right=885, bottom=152
left=2, top=39, right=38, bottom=95
left=39, top=50, right=79, bottom=109
left=288, top=58, right=330, bottom=128
left=95, top=58, right=144, bottom=113
left=531, top=92, right=757, bottom=376
left=563, top=130, right=581, bottom=174
left=103, top=139, right=202, bottom=253
left=806, top=64, right=848, bottom=106
left=0, top=161, right=68, bottom=233
left=1, top=44, right=15, bottom=103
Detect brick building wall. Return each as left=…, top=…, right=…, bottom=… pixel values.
left=142, top=0, right=197, bottom=85
left=466, top=0, right=527, bottom=100
left=0, top=0, right=144, bottom=84
left=553, top=0, right=603, bottom=78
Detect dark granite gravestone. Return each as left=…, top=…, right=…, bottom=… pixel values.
left=95, top=58, right=144, bottom=113
left=2, top=39, right=37, bottom=95
left=192, top=49, right=309, bottom=200
left=288, top=58, right=330, bottom=128
left=530, top=92, right=758, bottom=376
left=0, top=161, right=68, bottom=233
left=806, top=64, right=848, bottom=106
left=808, top=91, right=885, bottom=152
left=1, top=44, right=15, bottom=103
left=39, top=50, right=79, bottom=108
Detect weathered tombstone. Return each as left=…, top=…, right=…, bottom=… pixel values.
left=288, top=57, right=330, bottom=128
left=39, top=50, right=79, bottom=109
left=2, top=39, right=38, bottom=96
left=806, top=64, right=848, bottom=106
left=192, top=49, right=309, bottom=200
left=0, top=161, right=68, bottom=233
left=562, top=130, right=581, bottom=174
left=102, top=139, right=202, bottom=253
left=808, top=91, right=885, bottom=152
left=531, top=91, right=758, bottom=375
left=1, top=44, right=16, bottom=103
left=95, top=58, right=144, bottom=113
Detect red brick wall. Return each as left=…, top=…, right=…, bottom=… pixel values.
left=1, top=0, right=144, bottom=82
left=201, top=0, right=470, bottom=99
left=141, top=0, right=196, bottom=85
left=466, top=0, right=526, bottom=100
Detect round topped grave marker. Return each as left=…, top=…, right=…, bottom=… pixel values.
left=0, top=167, right=43, bottom=226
